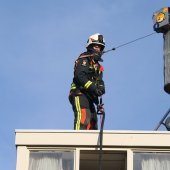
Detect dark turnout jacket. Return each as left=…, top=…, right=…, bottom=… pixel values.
left=70, top=51, right=105, bottom=105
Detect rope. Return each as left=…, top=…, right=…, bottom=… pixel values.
left=103, top=32, right=156, bottom=53
left=97, top=97, right=105, bottom=170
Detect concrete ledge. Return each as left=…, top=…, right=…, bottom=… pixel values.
left=15, top=130, right=170, bottom=147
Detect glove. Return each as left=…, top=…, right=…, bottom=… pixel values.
left=98, top=84, right=105, bottom=94
left=95, top=88, right=104, bottom=96
left=96, top=80, right=105, bottom=95
left=87, top=81, right=105, bottom=96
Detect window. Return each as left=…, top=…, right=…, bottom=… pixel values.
left=80, top=150, right=127, bottom=170
left=133, top=152, right=170, bottom=170
left=28, top=151, right=74, bottom=170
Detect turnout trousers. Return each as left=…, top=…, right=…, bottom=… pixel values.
left=69, top=93, right=98, bottom=130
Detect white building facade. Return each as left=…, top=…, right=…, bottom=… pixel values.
left=15, top=130, right=170, bottom=170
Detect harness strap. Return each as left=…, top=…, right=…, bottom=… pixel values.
left=78, top=54, right=94, bottom=59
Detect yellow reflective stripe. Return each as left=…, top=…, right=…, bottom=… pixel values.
left=84, top=81, right=92, bottom=89
left=75, top=97, right=81, bottom=130
left=75, top=96, right=81, bottom=130
left=71, top=83, right=76, bottom=90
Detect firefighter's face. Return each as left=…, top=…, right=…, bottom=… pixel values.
left=92, top=44, right=102, bottom=52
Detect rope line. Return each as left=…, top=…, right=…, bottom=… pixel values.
left=103, top=32, right=156, bottom=53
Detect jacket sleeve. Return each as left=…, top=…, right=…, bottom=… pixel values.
left=74, top=58, right=96, bottom=92
left=96, top=65, right=105, bottom=94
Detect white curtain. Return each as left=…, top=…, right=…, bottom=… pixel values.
left=141, top=153, right=170, bottom=170
left=29, top=152, right=63, bottom=170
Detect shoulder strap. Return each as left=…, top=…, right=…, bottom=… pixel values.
left=78, top=54, right=93, bottom=59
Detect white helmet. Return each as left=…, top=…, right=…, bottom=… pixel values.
left=86, top=33, right=105, bottom=51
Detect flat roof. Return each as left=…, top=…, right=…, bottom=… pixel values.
left=15, top=130, right=170, bottom=148
left=15, top=129, right=170, bottom=134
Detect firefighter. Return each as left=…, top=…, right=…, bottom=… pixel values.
left=69, top=33, right=105, bottom=130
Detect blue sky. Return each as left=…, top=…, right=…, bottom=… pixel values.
left=0, top=1, right=170, bottom=169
